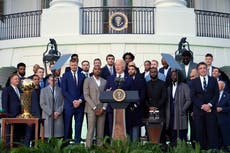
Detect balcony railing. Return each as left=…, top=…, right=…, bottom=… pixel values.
left=81, top=7, right=155, bottom=34
left=195, top=10, right=230, bottom=39
left=0, top=10, right=42, bottom=40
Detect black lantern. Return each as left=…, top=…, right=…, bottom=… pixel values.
left=175, top=37, right=193, bottom=64
left=43, top=39, right=61, bottom=75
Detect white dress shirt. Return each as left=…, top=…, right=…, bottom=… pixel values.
left=172, top=82, right=177, bottom=99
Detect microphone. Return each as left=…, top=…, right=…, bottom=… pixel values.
left=114, top=75, right=125, bottom=89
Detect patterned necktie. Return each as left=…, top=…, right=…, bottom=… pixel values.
left=203, top=77, right=207, bottom=92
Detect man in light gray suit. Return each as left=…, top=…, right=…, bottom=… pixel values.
left=40, top=74, right=64, bottom=138
left=180, top=51, right=197, bottom=83
left=83, top=66, right=107, bottom=147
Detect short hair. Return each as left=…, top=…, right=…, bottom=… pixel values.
left=196, top=62, right=207, bottom=69
left=71, top=54, right=78, bottom=59
left=32, top=74, right=39, bottom=79
left=81, top=60, right=89, bottom=65
left=9, top=73, right=18, bottom=80
left=151, top=60, right=158, bottom=65
left=182, top=51, right=192, bottom=57
left=128, top=65, right=136, bottom=70
left=205, top=53, right=213, bottom=58
left=17, top=62, right=26, bottom=69
left=213, top=67, right=221, bottom=73
left=149, top=67, right=158, bottom=72
left=144, top=60, right=151, bottom=65
left=122, top=52, right=135, bottom=61
left=47, top=74, right=54, bottom=80
left=106, top=54, right=115, bottom=60
left=70, top=58, right=78, bottom=63
left=37, top=67, right=44, bottom=71
left=94, top=58, right=101, bottom=63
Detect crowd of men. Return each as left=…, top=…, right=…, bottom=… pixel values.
left=1, top=51, right=230, bottom=151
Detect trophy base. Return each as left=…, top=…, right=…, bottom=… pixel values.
left=17, top=112, right=33, bottom=119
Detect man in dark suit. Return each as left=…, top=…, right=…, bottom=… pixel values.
left=159, top=58, right=171, bottom=87
left=146, top=67, right=167, bottom=143
left=216, top=81, right=230, bottom=149
left=65, top=54, right=82, bottom=72
left=141, top=60, right=151, bottom=79
left=180, top=51, right=197, bottom=82
left=101, top=54, right=115, bottom=80
left=126, top=65, right=146, bottom=141
left=191, top=62, right=219, bottom=149
left=205, top=53, right=216, bottom=76
left=1, top=73, right=24, bottom=147
left=105, top=59, right=133, bottom=137
left=5, top=62, right=26, bottom=87
left=61, top=58, right=85, bottom=143
left=100, top=54, right=115, bottom=137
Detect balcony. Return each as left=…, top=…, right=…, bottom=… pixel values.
left=0, top=8, right=229, bottom=40
left=81, top=7, right=155, bottom=34
left=0, top=10, right=42, bottom=40
left=195, top=10, right=230, bottom=39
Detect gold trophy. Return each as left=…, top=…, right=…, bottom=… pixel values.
left=18, top=79, right=35, bottom=119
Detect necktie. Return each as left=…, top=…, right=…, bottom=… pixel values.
left=218, top=93, right=222, bottom=103
left=203, top=77, right=207, bottom=92
left=57, top=78, right=61, bottom=87
left=110, top=67, right=113, bottom=75
left=73, top=73, right=78, bottom=86
left=15, top=88, right=20, bottom=98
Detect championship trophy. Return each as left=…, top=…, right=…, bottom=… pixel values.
left=18, top=79, right=35, bottom=119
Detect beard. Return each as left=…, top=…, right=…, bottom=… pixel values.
left=150, top=75, right=158, bottom=80
left=19, top=72, right=25, bottom=77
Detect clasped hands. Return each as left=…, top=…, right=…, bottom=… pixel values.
left=73, top=99, right=82, bottom=108
left=201, top=104, right=211, bottom=112
left=94, top=108, right=105, bottom=116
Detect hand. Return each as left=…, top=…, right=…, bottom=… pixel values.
left=73, top=100, right=81, bottom=108
left=216, top=107, right=222, bottom=112
left=149, top=107, right=158, bottom=112
left=54, top=112, right=60, bottom=120
left=201, top=104, right=211, bottom=112
left=94, top=108, right=104, bottom=116
left=106, top=88, right=112, bottom=92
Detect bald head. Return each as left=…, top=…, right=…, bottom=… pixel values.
left=115, top=59, right=126, bottom=74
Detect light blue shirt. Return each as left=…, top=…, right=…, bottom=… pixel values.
left=145, top=72, right=166, bottom=82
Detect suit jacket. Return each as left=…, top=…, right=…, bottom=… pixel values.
left=166, top=82, right=191, bottom=130
left=159, top=67, right=171, bottom=86
left=40, top=86, right=64, bottom=138
left=101, top=65, right=115, bottom=80
left=146, top=79, right=167, bottom=120
left=216, top=91, right=230, bottom=125
left=180, top=61, right=197, bottom=82
left=61, top=69, right=85, bottom=110
left=126, top=74, right=146, bottom=127
left=83, top=76, right=107, bottom=113
left=1, top=85, right=22, bottom=117
left=191, top=76, right=219, bottom=115
left=105, top=73, right=133, bottom=112
left=31, top=88, right=41, bottom=118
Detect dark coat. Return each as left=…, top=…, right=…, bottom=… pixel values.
left=31, top=88, right=41, bottom=118
left=126, top=74, right=146, bottom=127
left=61, top=69, right=85, bottom=110
left=216, top=91, right=230, bottom=125
left=1, top=85, right=22, bottom=117
left=146, top=79, right=167, bottom=121
left=180, top=62, right=197, bottom=82
left=101, top=65, right=116, bottom=80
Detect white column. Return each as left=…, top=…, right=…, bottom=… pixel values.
left=154, top=0, right=187, bottom=7
left=41, top=0, right=82, bottom=37
left=154, top=0, right=196, bottom=36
